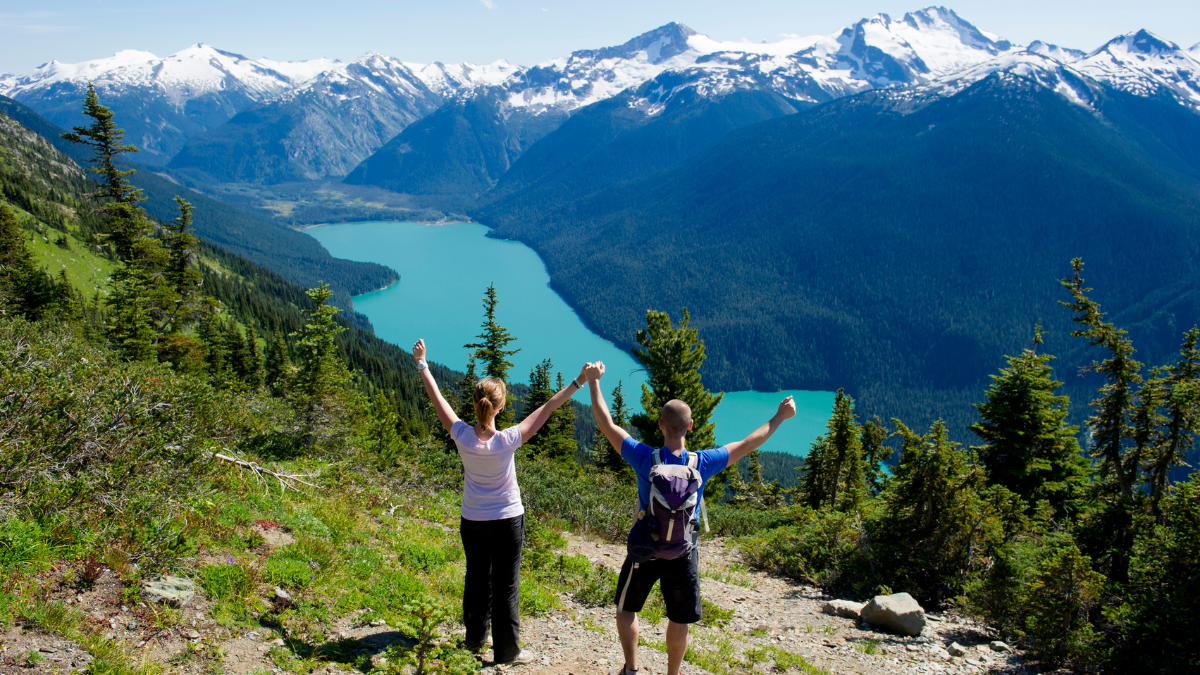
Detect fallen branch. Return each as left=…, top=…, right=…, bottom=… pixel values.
left=213, top=453, right=319, bottom=495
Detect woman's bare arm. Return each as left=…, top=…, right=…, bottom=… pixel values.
left=413, top=339, right=460, bottom=433
left=517, top=362, right=588, bottom=441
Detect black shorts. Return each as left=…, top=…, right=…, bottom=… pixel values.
left=614, top=548, right=702, bottom=624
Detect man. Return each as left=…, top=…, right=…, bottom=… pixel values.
left=583, top=362, right=796, bottom=675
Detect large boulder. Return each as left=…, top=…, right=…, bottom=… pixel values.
left=821, top=600, right=865, bottom=620
left=141, top=576, right=196, bottom=607
left=860, top=592, right=926, bottom=636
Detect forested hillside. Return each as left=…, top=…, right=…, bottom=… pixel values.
left=0, top=94, right=397, bottom=315
left=481, top=73, right=1200, bottom=433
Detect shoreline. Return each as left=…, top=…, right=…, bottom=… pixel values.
left=299, top=218, right=470, bottom=232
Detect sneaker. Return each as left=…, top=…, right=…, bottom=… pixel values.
left=609, top=667, right=638, bottom=675
left=499, top=649, right=534, bottom=665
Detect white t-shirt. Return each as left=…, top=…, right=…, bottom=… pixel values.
left=451, top=421, right=525, bottom=521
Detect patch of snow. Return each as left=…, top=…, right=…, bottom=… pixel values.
left=0, top=73, right=14, bottom=95
left=685, top=34, right=823, bottom=57
left=406, top=59, right=523, bottom=97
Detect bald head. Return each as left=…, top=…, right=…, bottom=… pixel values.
left=659, top=399, right=693, bottom=438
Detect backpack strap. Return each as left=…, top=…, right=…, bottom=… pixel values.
left=651, top=447, right=663, bottom=467
left=686, top=451, right=699, bottom=470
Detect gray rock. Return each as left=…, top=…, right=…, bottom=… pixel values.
left=271, top=638, right=285, bottom=647
left=990, top=640, right=1013, bottom=653
left=930, top=645, right=951, bottom=660
left=39, top=647, right=57, bottom=654
left=821, top=600, right=865, bottom=620
left=947, top=642, right=968, bottom=657
left=186, top=630, right=200, bottom=639
left=141, top=576, right=195, bottom=607
left=859, top=592, right=926, bottom=637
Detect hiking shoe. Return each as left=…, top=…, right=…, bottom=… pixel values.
left=498, top=649, right=534, bottom=665
left=609, top=668, right=638, bottom=675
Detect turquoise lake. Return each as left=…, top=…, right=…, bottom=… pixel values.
left=308, top=221, right=834, bottom=456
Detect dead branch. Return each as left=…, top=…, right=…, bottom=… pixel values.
left=213, top=453, right=319, bottom=495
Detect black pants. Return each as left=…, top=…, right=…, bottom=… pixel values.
left=460, top=514, right=524, bottom=662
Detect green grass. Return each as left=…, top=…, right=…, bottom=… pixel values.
left=24, top=227, right=115, bottom=298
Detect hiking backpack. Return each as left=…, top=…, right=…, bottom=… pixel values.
left=629, top=448, right=711, bottom=561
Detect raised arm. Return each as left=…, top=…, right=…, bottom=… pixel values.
left=724, top=396, right=796, bottom=469
left=413, top=339, right=460, bottom=433
left=517, top=363, right=587, bottom=442
left=586, top=362, right=630, bottom=451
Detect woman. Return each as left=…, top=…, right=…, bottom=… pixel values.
left=412, top=338, right=586, bottom=665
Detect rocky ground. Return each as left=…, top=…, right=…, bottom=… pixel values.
left=2, top=524, right=1036, bottom=675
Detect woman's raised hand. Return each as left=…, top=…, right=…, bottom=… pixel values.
left=413, top=338, right=427, bottom=363
left=584, top=361, right=605, bottom=382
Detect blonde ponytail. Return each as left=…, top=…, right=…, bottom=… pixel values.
left=473, top=377, right=506, bottom=424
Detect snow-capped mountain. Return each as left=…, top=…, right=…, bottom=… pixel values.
left=1027, top=40, right=1086, bottom=63
left=0, top=44, right=340, bottom=164
left=1072, top=30, right=1200, bottom=108
left=891, top=51, right=1100, bottom=110
left=405, top=60, right=522, bottom=97
left=168, top=53, right=443, bottom=183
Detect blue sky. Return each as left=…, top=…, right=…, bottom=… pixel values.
left=2, top=1, right=1197, bottom=75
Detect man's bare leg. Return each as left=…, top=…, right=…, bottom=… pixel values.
left=665, top=620, right=688, bottom=675
left=616, top=610, right=640, bottom=672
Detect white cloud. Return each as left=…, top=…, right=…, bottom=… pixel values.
left=480, top=0, right=496, bottom=9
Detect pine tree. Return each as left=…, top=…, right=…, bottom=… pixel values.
left=244, top=324, right=265, bottom=389
left=861, top=416, right=893, bottom=495
left=1148, top=327, right=1200, bottom=519
left=61, top=84, right=171, bottom=360
left=521, top=359, right=555, bottom=456
left=292, top=282, right=350, bottom=401
left=464, top=284, right=519, bottom=426
left=456, top=356, right=479, bottom=427
left=796, top=390, right=866, bottom=512
left=368, top=392, right=404, bottom=466
left=197, top=308, right=226, bottom=380
left=593, top=381, right=633, bottom=479
left=291, top=282, right=357, bottom=449
left=630, top=309, right=723, bottom=450
left=1060, top=258, right=1142, bottom=498
left=0, top=205, right=68, bottom=320
left=542, top=372, right=577, bottom=462
left=161, top=197, right=203, bottom=334
left=265, top=330, right=293, bottom=397
left=971, top=326, right=1090, bottom=518
left=224, top=322, right=249, bottom=384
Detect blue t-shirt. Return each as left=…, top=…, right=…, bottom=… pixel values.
left=621, top=436, right=730, bottom=509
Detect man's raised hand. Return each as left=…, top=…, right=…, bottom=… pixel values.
left=584, top=361, right=605, bottom=382
left=777, top=395, right=797, bottom=420
left=413, top=338, right=427, bottom=363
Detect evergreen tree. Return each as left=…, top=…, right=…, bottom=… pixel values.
left=861, top=416, right=893, bottom=495
left=1060, top=258, right=1142, bottom=498
left=161, top=196, right=203, bottom=334
left=368, top=391, right=404, bottom=466
left=197, top=307, right=226, bottom=380
left=244, top=324, right=265, bottom=389
left=593, top=380, right=633, bottom=478
left=224, top=322, right=250, bottom=384
left=464, top=284, right=519, bottom=426
left=630, top=309, right=723, bottom=450
left=1148, top=327, right=1200, bottom=520
left=0, top=205, right=68, bottom=320
left=456, top=356, right=478, bottom=427
left=971, top=326, right=1090, bottom=518
left=797, top=390, right=866, bottom=512
left=542, top=372, right=577, bottom=462
left=61, top=84, right=171, bottom=360
left=264, top=330, right=293, bottom=397
left=290, top=282, right=357, bottom=449
left=521, top=359, right=555, bottom=456
left=292, top=282, right=351, bottom=401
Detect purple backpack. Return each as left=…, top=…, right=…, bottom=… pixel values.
left=642, top=448, right=710, bottom=560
